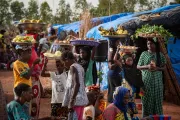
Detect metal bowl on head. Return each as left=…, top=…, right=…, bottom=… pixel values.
left=70, top=40, right=100, bottom=47
left=18, top=23, right=46, bottom=31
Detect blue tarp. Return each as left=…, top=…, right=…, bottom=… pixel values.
left=57, top=13, right=133, bottom=36
left=168, top=38, right=180, bottom=84
left=86, top=4, right=180, bottom=40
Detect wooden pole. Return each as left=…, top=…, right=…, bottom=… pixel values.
left=158, top=37, right=180, bottom=105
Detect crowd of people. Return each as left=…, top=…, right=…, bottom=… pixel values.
left=0, top=24, right=167, bottom=120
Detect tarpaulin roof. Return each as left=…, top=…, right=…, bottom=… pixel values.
left=86, top=4, right=180, bottom=40
left=57, top=12, right=133, bottom=36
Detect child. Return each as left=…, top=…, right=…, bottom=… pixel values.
left=41, top=59, right=68, bottom=119
left=85, top=86, right=105, bottom=120
left=7, top=83, right=52, bottom=120
left=7, top=83, right=33, bottom=120
left=61, top=51, right=88, bottom=120
left=13, top=45, right=40, bottom=88
left=114, top=47, right=144, bottom=118
left=83, top=91, right=96, bottom=120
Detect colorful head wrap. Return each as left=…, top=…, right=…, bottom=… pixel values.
left=113, top=86, right=129, bottom=120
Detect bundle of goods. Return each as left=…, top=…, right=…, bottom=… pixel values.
left=18, top=19, right=45, bottom=31
left=139, top=13, right=160, bottom=21
left=19, top=19, right=43, bottom=23
left=59, top=35, right=72, bottom=46
left=12, top=35, right=35, bottom=45
left=99, top=25, right=128, bottom=38
left=135, top=24, right=173, bottom=41
left=119, top=45, right=138, bottom=53
left=43, top=51, right=62, bottom=59
left=87, top=84, right=100, bottom=92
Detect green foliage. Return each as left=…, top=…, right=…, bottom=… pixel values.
left=0, top=0, right=12, bottom=26
left=135, top=24, right=173, bottom=42
left=175, top=0, right=180, bottom=3
left=26, top=0, right=39, bottom=19
left=97, top=71, right=103, bottom=83
left=10, top=0, right=25, bottom=21
left=138, top=0, right=167, bottom=11
left=75, top=0, right=88, bottom=11
left=40, top=1, right=53, bottom=23
left=52, top=0, right=72, bottom=24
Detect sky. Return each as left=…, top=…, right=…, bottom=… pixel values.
left=16, top=0, right=99, bottom=14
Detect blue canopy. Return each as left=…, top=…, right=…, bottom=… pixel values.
left=168, top=38, right=180, bottom=84
left=57, top=12, right=133, bottom=36
left=86, top=4, right=180, bottom=40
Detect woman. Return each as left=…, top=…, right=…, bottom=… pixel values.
left=103, top=86, right=131, bottom=120
left=74, top=46, right=97, bottom=86
left=108, top=39, right=122, bottom=103
left=61, top=51, right=88, bottom=120
left=28, top=46, right=43, bottom=119
left=137, top=39, right=166, bottom=117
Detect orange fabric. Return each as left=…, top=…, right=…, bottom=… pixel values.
left=13, top=60, right=32, bottom=88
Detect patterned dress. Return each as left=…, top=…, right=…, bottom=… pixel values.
left=102, top=103, right=131, bottom=120
left=137, top=51, right=166, bottom=117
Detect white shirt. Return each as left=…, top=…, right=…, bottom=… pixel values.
left=39, top=38, right=48, bottom=45
left=50, top=72, right=67, bottom=103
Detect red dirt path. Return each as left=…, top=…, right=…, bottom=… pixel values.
left=0, top=70, right=180, bottom=119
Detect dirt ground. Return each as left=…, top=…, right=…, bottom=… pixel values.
left=0, top=70, right=180, bottom=119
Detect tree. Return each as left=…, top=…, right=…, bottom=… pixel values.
left=26, top=0, right=39, bottom=19
left=40, top=1, right=52, bottom=23
left=175, top=0, right=180, bottom=3
left=10, top=0, right=25, bottom=21
left=53, top=0, right=72, bottom=24
left=65, top=4, right=72, bottom=23
left=75, top=0, right=88, bottom=11
left=0, top=0, right=12, bottom=26
left=138, top=0, right=167, bottom=11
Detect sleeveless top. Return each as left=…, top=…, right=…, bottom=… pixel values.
left=62, top=63, right=88, bottom=106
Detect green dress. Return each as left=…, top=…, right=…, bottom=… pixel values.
left=137, top=51, right=166, bottom=117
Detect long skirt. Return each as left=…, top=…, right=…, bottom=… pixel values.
left=31, top=76, right=42, bottom=119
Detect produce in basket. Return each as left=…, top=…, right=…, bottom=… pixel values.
left=135, top=24, right=173, bottom=41
left=119, top=46, right=138, bottom=53
left=99, top=25, right=128, bottom=36
left=12, top=35, right=35, bottom=43
left=44, top=51, right=62, bottom=59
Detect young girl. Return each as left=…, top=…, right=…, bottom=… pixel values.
left=83, top=91, right=96, bottom=120
left=114, top=47, right=144, bottom=118
left=74, top=46, right=97, bottom=87
left=41, top=59, right=68, bottom=119
left=13, top=45, right=40, bottom=88
left=61, top=51, right=88, bottom=120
